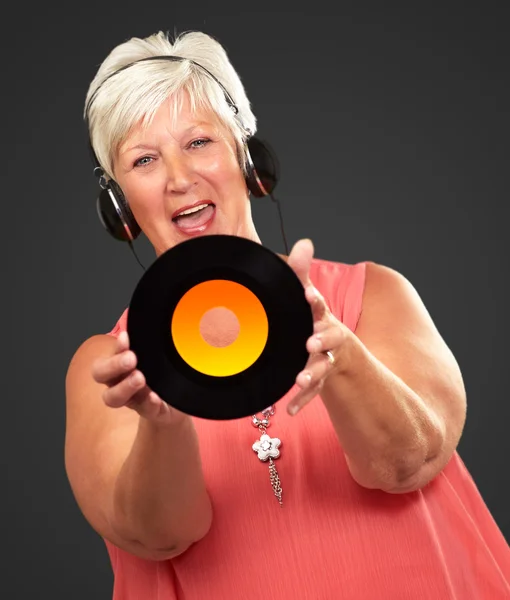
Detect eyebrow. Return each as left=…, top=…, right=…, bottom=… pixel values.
left=123, top=143, right=156, bottom=154
left=121, top=122, right=214, bottom=155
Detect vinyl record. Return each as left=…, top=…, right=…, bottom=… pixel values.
left=127, top=235, right=313, bottom=420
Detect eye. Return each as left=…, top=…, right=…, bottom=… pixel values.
left=134, top=156, right=153, bottom=168
left=189, top=138, right=212, bottom=149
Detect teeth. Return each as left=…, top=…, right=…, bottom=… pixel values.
left=176, top=203, right=210, bottom=217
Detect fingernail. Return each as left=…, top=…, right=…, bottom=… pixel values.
left=289, top=404, right=300, bottom=416
left=310, top=336, right=322, bottom=351
left=301, top=372, right=312, bottom=387
left=130, top=372, right=142, bottom=386
left=122, top=353, right=134, bottom=368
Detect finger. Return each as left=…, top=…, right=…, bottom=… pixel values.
left=305, top=284, right=328, bottom=322
left=295, top=353, right=332, bottom=391
left=287, top=383, right=322, bottom=416
left=127, top=390, right=173, bottom=421
left=306, top=325, right=345, bottom=355
left=287, top=239, right=314, bottom=287
left=102, top=369, right=146, bottom=408
left=116, top=330, right=130, bottom=352
left=92, top=350, right=138, bottom=385
left=313, top=319, right=330, bottom=334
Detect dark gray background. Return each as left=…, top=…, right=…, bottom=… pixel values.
left=4, top=3, right=509, bottom=598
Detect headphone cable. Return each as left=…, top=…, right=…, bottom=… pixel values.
left=270, top=193, right=290, bottom=256
left=128, top=240, right=146, bottom=271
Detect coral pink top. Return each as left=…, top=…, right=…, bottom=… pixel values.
left=105, top=258, right=510, bottom=599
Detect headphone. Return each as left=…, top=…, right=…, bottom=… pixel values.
left=85, top=55, right=282, bottom=244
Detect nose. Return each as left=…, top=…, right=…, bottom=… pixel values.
left=163, top=151, right=196, bottom=194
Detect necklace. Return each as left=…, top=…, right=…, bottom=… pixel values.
left=251, top=405, right=283, bottom=506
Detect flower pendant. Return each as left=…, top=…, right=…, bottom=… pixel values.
left=252, top=433, right=281, bottom=461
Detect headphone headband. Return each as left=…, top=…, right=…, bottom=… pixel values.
left=85, top=55, right=240, bottom=118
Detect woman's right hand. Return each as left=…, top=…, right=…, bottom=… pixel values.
left=91, top=331, right=189, bottom=426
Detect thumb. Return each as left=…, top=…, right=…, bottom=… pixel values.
left=287, top=238, right=315, bottom=287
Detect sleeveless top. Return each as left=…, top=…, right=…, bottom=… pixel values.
left=104, top=258, right=510, bottom=599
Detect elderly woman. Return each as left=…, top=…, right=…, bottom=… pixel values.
left=65, top=30, right=510, bottom=599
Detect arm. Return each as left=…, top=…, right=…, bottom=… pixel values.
left=287, top=242, right=467, bottom=494
left=65, top=334, right=212, bottom=561
left=320, top=262, right=467, bottom=493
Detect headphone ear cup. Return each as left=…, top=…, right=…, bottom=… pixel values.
left=245, top=137, right=280, bottom=198
left=96, top=180, right=141, bottom=241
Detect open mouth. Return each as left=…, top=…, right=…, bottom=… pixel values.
left=172, top=202, right=216, bottom=232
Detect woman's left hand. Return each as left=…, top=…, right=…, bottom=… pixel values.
left=286, top=238, right=350, bottom=416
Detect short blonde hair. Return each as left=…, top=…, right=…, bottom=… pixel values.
left=84, top=30, right=257, bottom=179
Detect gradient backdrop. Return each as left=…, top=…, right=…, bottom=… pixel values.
left=4, top=3, right=509, bottom=598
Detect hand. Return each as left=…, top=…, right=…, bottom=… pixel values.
left=286, top=238, right=350, bottom=415
left=91, top=331, right=189, bottom=426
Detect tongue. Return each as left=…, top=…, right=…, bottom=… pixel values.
left=173, top=205, right=215, bottom=229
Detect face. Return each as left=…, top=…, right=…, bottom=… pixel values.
left=114, top=93, right=261, bottom=256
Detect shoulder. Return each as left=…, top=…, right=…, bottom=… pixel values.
left=360, top=261, right=424, bottom=311
left=355, top=261, right=440, bottom=345
left=67, top=307, right=130, bottom=383
left=66, top=334, right=117, bottom=387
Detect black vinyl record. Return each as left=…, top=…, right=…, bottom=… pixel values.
left=127, top=235, right=313, bottom=420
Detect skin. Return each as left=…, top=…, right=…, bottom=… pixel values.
left=113, top=94, right=261, bottom=256
left=65, top=91, right=467, bottom=562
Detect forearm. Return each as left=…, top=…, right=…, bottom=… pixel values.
left=111, top=416, right=212, bottom=552
left=321, top=335, right=446, bottom=492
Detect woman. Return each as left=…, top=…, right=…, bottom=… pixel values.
left=65, top=30, right=510, bottom=599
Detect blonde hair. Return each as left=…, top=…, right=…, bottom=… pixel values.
left=84, top=30, right=257, bottom=179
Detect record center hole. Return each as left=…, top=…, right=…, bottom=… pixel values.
left=199, top=307, right=240, bottom=348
